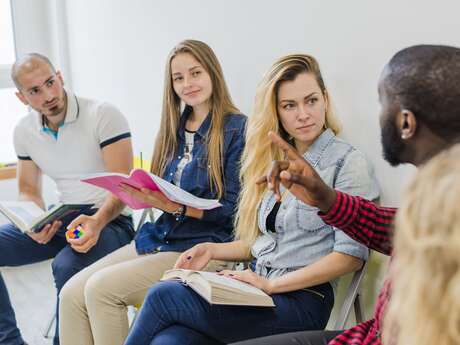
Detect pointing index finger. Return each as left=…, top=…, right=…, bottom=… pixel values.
left=268, top=131, right=302, bottom=161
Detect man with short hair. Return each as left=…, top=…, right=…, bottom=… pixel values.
left=0, top=53, right=135, bottom=345
left=233, top=45, right=460, bottom=345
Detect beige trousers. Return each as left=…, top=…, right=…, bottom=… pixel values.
left=59, top=241, right=229, bottom=345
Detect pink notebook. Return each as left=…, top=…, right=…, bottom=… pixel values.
left=82, top=169, right=221, bottom=210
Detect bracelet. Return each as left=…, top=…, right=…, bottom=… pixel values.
left=180, top=204, right=187, bottom=220
left=172, top=204, right=187, bottom=221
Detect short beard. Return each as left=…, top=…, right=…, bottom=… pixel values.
left=43, top=98, right=65, bottom=117
left=381, top=118, right=406, bottom=166
left=48, top=105, right=64, bottom=116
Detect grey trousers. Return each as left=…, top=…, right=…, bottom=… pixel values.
left=230, top=330, right=343, bottom=345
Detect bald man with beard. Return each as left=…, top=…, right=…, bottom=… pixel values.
left=1, top=53, right=135, bottom=345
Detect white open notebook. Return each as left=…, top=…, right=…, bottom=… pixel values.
left=161, top=269, right=275, bottom=307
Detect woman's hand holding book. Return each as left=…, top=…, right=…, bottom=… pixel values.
left=119, top=183, right=180, bottom=213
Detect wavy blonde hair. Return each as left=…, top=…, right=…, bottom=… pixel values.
left=384, top=144, right=460, bottom=345
left=235, top=54, right=341, bottom=247
left=150, top=39, right=239, bottom=198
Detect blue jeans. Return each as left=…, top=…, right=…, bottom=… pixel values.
left=124, top=280, right=334, bottom=345
left=0, top=212, right=134, bottom=345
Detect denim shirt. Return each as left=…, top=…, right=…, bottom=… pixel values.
left=251, top=129, right=380, bottom=291
left=135, top=106, right=247, bottom=254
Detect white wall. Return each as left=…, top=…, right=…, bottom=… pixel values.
left=61, top=0, right=460, bottom=206
left=11, top=0, right=72, bottom=84
left=0, top=0, right=69, bottom=204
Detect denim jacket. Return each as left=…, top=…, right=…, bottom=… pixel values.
left=251, top=129, right=380, bottom=291
left=135, top=106, right=247, bottom=254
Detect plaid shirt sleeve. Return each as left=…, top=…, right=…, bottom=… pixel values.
left=319, top=191, right=396, bottom=255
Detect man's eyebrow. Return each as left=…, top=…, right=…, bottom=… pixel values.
left=26, top=75, right=55, bottom=92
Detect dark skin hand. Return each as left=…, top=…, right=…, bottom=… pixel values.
left=256, top=131, right=337, bottom=213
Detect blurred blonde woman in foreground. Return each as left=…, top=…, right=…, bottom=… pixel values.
left=384, top=144, right=460, bottom=345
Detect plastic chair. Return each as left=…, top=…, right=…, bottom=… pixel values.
left=42, top=309, right=56, bottom=338
left=135, top=208, right=155, bottom=232
left=43, top=209, right=155, bottom=338
left=333, top=258, right=369, bottom=329
left=127, top=208, right=155, bottom=329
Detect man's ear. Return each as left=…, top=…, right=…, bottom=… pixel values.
left=398, top=109, right=416, bottom=140
left=15, top=90, right=28, bottom=106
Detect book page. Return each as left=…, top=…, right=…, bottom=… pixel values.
left=197, top=271, right=269, bottom=296
left=8, top=206, right=37, bottom=225
left=161, top=269, right=213, bottom=303
left=150, top=173, right=221, bottom=210
left=161, top=269, right=193, bottom=281
left=161, top=269, right=274, bottom=307
left=0, top=201, right=44, bottom=227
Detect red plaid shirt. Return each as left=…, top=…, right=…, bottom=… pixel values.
left=319, top=191, right=396, bottom=345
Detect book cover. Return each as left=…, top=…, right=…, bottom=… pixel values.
left=81, top=169, right=221, bottom=210
left=0, top=202, right=94, bottom=233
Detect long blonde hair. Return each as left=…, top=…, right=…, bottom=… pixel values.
left=235, top=54, right=341, bottom=247
left=384, top=144, right=460, bottom=345
left=150, top=39, right=239, bottom=198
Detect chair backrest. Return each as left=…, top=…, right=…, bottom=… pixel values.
left=44, top=209, right=156, bottom=338
left=135, top=208, right=155, bottom=232
left=333, top=257, right=369, bottom=330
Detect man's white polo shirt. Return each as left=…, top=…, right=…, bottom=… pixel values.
left=13, top=90, right=132, bottom=209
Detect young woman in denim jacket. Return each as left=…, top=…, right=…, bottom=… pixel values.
left=59, top=40, right=247, bottom=345
left=124, top=54, right=380, bottom=345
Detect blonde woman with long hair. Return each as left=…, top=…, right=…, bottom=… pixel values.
left=124, top=54, right=380, bottom=345
left=384, top=145, right=460, bottom=345
left=229, top=44, right=460, bottom=345
left=59, top=39, right=247, bottom=345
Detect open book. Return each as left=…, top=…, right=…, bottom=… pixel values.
left=161, top=269, right=275, bottom=307
left=81, top=169, right=221, bottom=210
left=0, top=201, right=94, bottom=233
